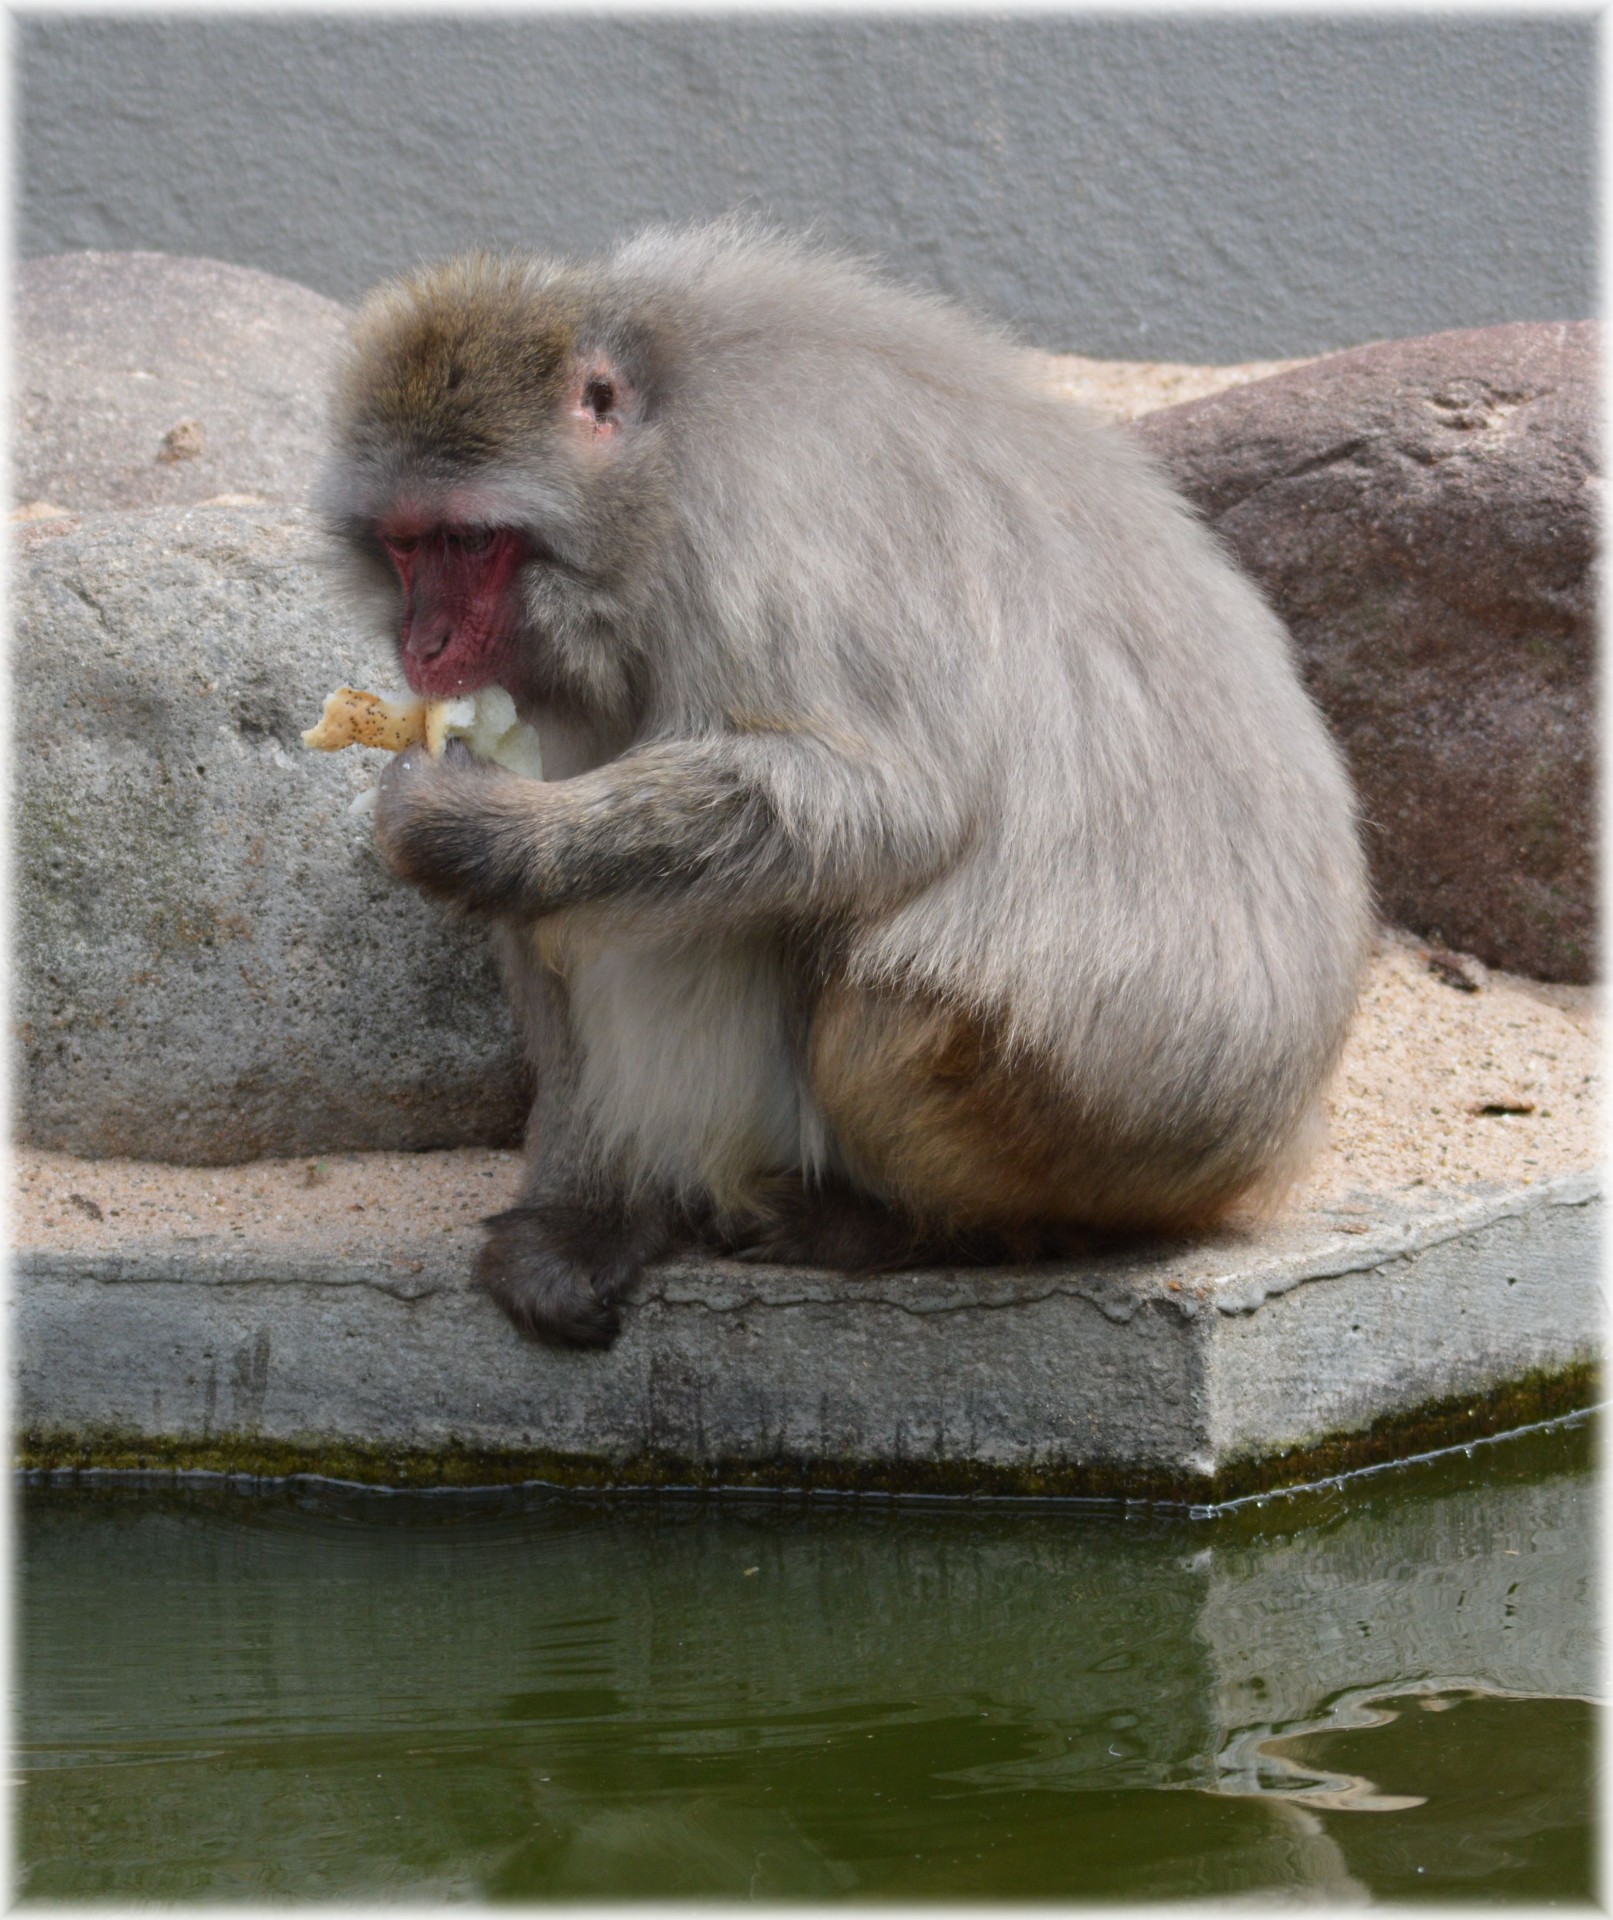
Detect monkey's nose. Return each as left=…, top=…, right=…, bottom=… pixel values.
left=403, top=611, right=454, bottom=662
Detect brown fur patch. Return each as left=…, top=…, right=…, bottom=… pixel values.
left=807, top=980, right=1264, bottom=1238
left=339, top=256, right=583, bottom=467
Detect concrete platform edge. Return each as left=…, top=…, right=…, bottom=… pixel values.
left=12, top=1173, right=1602, bottom=1502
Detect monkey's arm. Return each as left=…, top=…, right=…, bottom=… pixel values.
left=374, top=731, right=971, bottom=922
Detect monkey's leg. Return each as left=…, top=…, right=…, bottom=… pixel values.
left=716, top=1173, right=1054, bottom=1270
left=479, top=933, right=677, bottom=1348
left=716, top=1175, right=937, bottom=1270
left=805, top=978, right=1239, bottom=1243
left=801, top=979, right=1067, bottom=1236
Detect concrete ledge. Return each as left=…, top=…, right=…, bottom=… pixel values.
left=15, top=1171, right=1600, bottom=1503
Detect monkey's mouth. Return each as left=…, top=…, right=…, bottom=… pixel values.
left=399, top=631, right=519, bottom=701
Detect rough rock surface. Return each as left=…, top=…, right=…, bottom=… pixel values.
left=13, top=253, right=351, bottom=514
left=1133, top=323, right=1597, bottom=983
left=13, top=505, right=525, bottom=1163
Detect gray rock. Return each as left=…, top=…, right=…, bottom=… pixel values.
left=14, top=253, right=350, bottom=514
left=14, top=504, right=525, bottom=1163
left=1133, top=323, right=1597, bottom=984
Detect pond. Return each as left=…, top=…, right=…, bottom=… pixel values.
left=16, top=1416, right=1597, bottom=1903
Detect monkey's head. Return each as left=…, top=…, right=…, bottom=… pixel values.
left=325, top=253, right=669, bottom=717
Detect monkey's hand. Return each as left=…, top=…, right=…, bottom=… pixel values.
left=373, top=740, right=542, bottom=913
left=373, top=736, right=767, bottom=920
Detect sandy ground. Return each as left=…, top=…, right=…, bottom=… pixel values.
left=13, top=929, right=1598, bottom=1262
left=1040, top=350, right=1321, bottom=421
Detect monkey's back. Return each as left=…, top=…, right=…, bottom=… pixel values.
left=607, top=225, right=1369, bottom=1189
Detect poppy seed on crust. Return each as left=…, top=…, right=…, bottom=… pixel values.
left=336, top=255, right=583, bottom=467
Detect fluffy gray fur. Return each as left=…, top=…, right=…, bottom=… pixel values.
left=324, top=219, right=1370, bottom=1349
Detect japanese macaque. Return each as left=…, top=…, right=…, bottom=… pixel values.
left=323, top=222, right=1369, bottom=1350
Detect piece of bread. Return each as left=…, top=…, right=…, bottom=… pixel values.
left=303, top=685, right=543, bottom=779
left=302, top=687, right=427, bottom=754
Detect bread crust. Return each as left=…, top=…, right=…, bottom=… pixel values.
left=302, top=687, right=427, bottom=754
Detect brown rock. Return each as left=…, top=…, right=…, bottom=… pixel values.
left=1133, top=323, right=1597, bottom=983
left=14, top=252, right=350, bottom=512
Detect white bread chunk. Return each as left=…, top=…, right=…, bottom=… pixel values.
left=423, top=686, right=544, bottom=779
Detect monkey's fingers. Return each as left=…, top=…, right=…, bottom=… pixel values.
left=302, top=686, right=428, bottom=754
left=373, top=745, right=529, bottom=910
left=477, top=1208, right=626, bottom=1348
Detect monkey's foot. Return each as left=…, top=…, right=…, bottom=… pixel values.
left=722, top=1179, right=1086, bottom=1271
left=720, top=1180, right=948, bottom=1271
left=476, top=1199, right=668, bottom=1349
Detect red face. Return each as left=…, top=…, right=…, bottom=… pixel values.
left=379, top=524, right=528, bottom=698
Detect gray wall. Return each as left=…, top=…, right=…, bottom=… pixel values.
left=15, top=13, right=1596, bottom=362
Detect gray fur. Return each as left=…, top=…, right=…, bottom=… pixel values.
left=325, top=220, right=1370, bottom=1348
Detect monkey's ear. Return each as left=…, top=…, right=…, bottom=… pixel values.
left=565, top=353, right=639, bottom=444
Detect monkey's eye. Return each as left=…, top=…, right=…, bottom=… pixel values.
left=384, top=532, right=419, bottom=554
left=583, top=378, right=616, bottom=420
left=453, top=528, right=494, bottom=553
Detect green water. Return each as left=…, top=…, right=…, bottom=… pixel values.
left=16, top=1420, right=1598, bottom=1903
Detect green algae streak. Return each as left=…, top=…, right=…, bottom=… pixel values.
left=16, top=1358, right=1598, bottom=1506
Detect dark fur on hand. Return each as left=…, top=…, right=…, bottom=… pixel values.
left=374, top=743, right=533, bottom=913
left=477, top=1194, right=675, bottom=1348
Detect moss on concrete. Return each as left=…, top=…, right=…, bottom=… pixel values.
left=1208, top=1357, right=1599, bottom=1500
left=16, top=1357, right=1599, bottom=1509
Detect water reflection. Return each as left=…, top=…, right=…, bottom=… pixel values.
left=16, top=1417, right=1596, bottom=1902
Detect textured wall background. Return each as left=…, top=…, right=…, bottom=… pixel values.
left=15, top=13, right=1596, bottom=361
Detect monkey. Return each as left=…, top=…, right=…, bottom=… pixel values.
left=321, top=221, right=1370, bottom=1351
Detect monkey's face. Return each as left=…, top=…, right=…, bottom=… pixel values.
left=326, top=256, right=665, bottom=721
left=373, top=521, right=531, bottom=701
